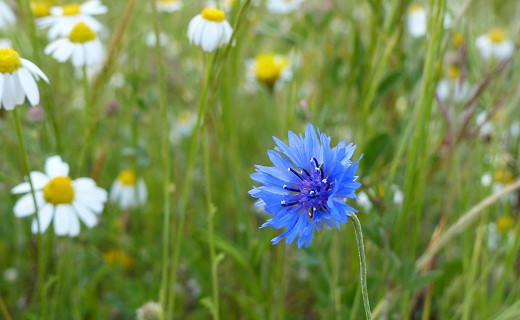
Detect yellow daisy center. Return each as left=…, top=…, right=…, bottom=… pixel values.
left=453, top=32, right=464, bottom=47
left=0, top=48, right=23, bottom=74
left=201, top=8, right=226, bottom=22
left=494, top=169, right=513, bottom=184
left=43, top=176, right=75, bottom=205
left=254, top=53, right=289, bottom=88
left=62, top=3, right=81, bottom=16
left=31, top=1, right=52, bottom=18
left=118, top=170, right=136, bottom=186
left=497, top=217, right=514, bottom=233
left=488, top=28, right=506, bottom=44
left=447, top=65, right=460, bottom=80
left=408, top=3, right=423, bottom=14
left=178, top=111, right=194, bottom=124
left=68, top=22, right=97, bottom=43
left=158, top=0, right=179, bottom=3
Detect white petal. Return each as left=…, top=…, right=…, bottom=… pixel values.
left=53, top=205, right=71, bottom=236
left=11, top=171, right=49, bottom=194
left=2, top=74, right=18, bottom=110
left=0, top=74, right=4, bottom=106
left=73, top=177, right=96, bottom=191
left=45, top=156, right=69, bottom=177
left=137, top=180, right=148, bottom=205
left=109, top=181, right=122, bottom=203
left=13, top=73, right=26, bottom=106
left=68, top=213, right=80, bottom=236
left=31, top=204, right=54, bottom=234
left=21, top=59, right=49, bottom=83
left=120, top=187, right=133, bottom=209
left=17, top=67, right=40, bottom=106
left=13, top=192, right=44, bottom=217
left=74, top=202, right=98, bottom=228
left=72, top=45, right=86, bottom=67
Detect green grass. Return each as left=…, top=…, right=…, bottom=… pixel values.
left=1, top=0, right=520, bottom=319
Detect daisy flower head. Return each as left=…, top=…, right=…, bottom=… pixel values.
left=187, top=7, right=233, bottom=52
left=11, top=156, right=107, bottom=237
left=247, top=52, right=292, bottom=91
left=170, top=110, right=197, bottom=144
left=156, top=0, right=183, bottom=13
left=0, top=48, right=49, bottom=110
left=44, top=21, right=104, bottom=67
left=267, top=0, right=305, bottom=14
left=37, top=0, right=107, bottom=40
left=407, top=3, right=427, bottom=38
left=31, top=0, right=53, bottom=18
left=110, top=170, right=148, bottom=210
left=0, top=1, right=16, bottom=29
left=249, top=123, right=361, bottom=248
left=476, top=28, right=515, bottom=61
left=436, top=64, right=470, bottom=103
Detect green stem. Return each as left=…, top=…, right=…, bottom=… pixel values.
left=351, top=214, right=371, bottom=320
left=150, top=0, right=173, bottom=313
left=12, top=109, right=46, bottom=317
left=203, top=128, right=220, bottom=320
left=76, top=66, right=91, bottom=176
left=166, top=53, right=217, bottom=318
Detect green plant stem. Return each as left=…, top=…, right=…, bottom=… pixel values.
left=166, top=53, right=217, bottom=319
left=150, top=0, right=173, bottom=312
left=203, top=128, right=220, bottom=320
left=12, top=109, right=46, bottom=317
left=351, top=214, right=371, bottom=320
left=76, top=66, right=92, bottom=176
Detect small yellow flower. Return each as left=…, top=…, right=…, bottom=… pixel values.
left=31, top=1, right=53, bottom=18
left=103, top=249, right=134, bottom=269
left=497, top=217, right=514, bottom=233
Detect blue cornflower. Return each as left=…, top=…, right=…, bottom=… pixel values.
left=249, top=123, right=361, bottom=248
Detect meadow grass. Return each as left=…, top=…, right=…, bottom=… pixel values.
left=1, top=0, right=520, bottom=319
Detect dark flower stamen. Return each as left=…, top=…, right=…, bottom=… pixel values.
left=288, top=167, right=303, bottom=181
left=283, top=185, right=300, bottom=193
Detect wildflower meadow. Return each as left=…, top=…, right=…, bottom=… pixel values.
left=1, top=0, right=520, bottom=319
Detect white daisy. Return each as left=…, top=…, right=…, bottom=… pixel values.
left=436, top=65, right=470, bottom=103
left=476, top=28, right=515, bottom=61
left=0, top=48, right=49, bottom=110
left=356, top=191, right=373, bottom=212
left=267, top=0, right=305, bottom=14
left=37, top=0, right=107, bottom=40
left=407, top=3, right=426, bottom=38
left=144, top=31, right=169, bottom=48
left=109, top=170, right=147, bottom=210
left=11, top=156, right=107, bottom=237
left=246, top=52, right=292, bottom=91
left=0, top=1, right=16, bottom=29
left=44, top=21, right=104, bottom=68
left=187, top=7, right=233, bottom=52
left=476, top=111, right=493, bottom=137
left=170, top=111, right=197, bottom=144
left=156, top=0, right=183, bottom=13
left=31, top=0, right=52, bottom=18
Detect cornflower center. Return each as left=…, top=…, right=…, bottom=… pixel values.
left=408, top=3, right=423, bottom=14
left=488, top=29, right=506, bottom=44
left=201, top=8, right=225, bottom=22
left=447, top=65, right=460, bottom=80
left=281, top=158, right=333, bottom=219
left=118, top=170, right=136, bottom=186
left=254, top=53, right=289, bottom=88
left=62, top=3, right=81, bottom=16
left=43, top=176, right=75, bottom=205
left=68, top=22, right=97, bottom=43
left=31, top=1, right=51, bottom=17
left=0, top=48, right=23, bottom=74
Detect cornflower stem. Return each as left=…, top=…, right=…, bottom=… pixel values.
left=351, top=214, right=371, bottom=320
left=203, top=128, right=220, bottom=320
left=12, top=109, right=46, bottom=317
left=150, top=0, right=173, bottom=313
left=166, top=52, right=217, bottom=319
